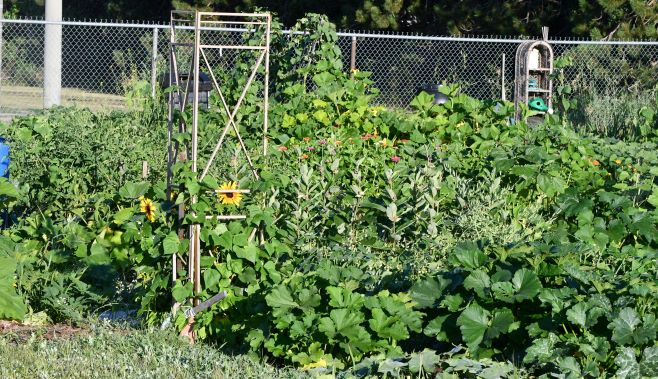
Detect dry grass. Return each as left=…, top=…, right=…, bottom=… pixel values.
left=0, top=85, right=127, bottom=115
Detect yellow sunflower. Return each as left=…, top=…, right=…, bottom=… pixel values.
left=217, top=181, right=242, bottom=207
left=140, top=197, right=156, bottom=222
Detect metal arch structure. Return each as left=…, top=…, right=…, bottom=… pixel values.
left=166, top=10, right=271, bottom=314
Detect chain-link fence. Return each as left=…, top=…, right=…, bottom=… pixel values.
left=2, top=18, right=658, bottom=119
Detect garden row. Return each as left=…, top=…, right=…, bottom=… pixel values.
left=1, top=14, right=658, bottom=379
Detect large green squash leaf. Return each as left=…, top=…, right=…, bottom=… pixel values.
left=640, top=346, right=658, bottom=377
left=0, top=255, right=27, bottom=320
left=615, top=347, right=640, bottom=379
left=449, top=242, right=487, bottom=270
left=610, top=308, right=641, bottom=345
left=511, top=268, right=541, bottom=301
left=457, top=311, right=487, bottom=348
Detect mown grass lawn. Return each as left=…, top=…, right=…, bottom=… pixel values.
left=0, top=322, right=310, bottom=379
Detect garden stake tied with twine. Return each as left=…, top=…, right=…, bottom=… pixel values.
left=165, top=10, right=271, bottom=341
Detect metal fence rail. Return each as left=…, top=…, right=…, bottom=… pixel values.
left=2, top=18, right=658, bottom=116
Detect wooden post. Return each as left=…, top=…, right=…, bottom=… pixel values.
left=142, top=160, right=148, bottom=179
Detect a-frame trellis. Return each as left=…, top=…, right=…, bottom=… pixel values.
left=166, top=10, right=271, bottom=318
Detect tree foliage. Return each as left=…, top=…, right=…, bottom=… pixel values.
left=5, top=0, right=658, bottom=38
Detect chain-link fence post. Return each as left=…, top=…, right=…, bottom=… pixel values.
left=0, top=15, right=4, bottom=108
left=44, top=0, right=62, bottom=107
left=151, top=27, right=158, bottom=97
left=350, top=35, right=357, bottom=72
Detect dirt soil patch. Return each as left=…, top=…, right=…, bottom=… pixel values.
left=0, top=320, right=87, bottom=342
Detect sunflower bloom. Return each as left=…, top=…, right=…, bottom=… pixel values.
left=217, top=181, right=242, bottom=207
left=140, top=197, right=156, bottom=222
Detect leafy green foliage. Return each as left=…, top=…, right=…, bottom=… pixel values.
left=1, top=14, right=658, bottom=379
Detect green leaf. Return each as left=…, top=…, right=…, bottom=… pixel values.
left=491, top=282, right=515, bottom=303
left=368, top=308, right=408, bottom=340
left=113, top=207, right=135, bottom=225
left=537, top=174, right=566, bottom=197
left=566, top=302, right=588, bottom=328
left=647, top=187, right=658, bottom=208
left=203, top=268, right=221, bottom=290
left=408, top=349, right=442, bottom=374
left=610, top=308, right=641, bottom=345
left=479, top=364, right=515, bottom=379
left=463, top=270, right=491, bottom=299
left=457, top=303, right=489, bottom=349
left=487, top=309, right=515, bottom=340
left=320, top=308, right=370, bottom=350
left=118, top=182, right=149, bottom=199
left=410, top=276, right=451, bottom=308
left=634, top=314, right=657, bottom=345
left=410, top=91, right=435, bottom=113
left=265, top=285, right=299, bottom=310
left=378, top=359, right=407, bottom=376
left=235, top=244, right=259, bottom=264
left=0, top=180, right=19, bottom=198
left=640, top=346, right=658, bottom=377
left=15, top=127, right=32, bottom=141
left=512, top=268, right=541, bottom=301
left=162, top=232, right=180, bottom=255
left=87, top=242, right=111, bottom=265
left=559, top=357, right=581, bottom=378
left=172, top=281, right=193, bottom=303
left=327, top=286, right=364, bottom=309
left=615, top=347, right=640, bottom=379
left=0, top=256, right=27, bottom=320
left=186, top=180, right=200, bottom=196
left=524, top=334, right=559, bottom=364
left=424, top=315, right=450, bottom=341
left=449, top=242, right=487, bottom=270
left=441, top=294, right=463, bottom=312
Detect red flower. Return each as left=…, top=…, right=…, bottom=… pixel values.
left=391, top=156, right=401, bottom=163
left=278, top=146, right=288, bottom=152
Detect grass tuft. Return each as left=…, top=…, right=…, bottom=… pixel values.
left=0, top=322, right=309, bottom=379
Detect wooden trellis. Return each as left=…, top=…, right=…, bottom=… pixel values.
left=165, top=10, right=271, bottom=329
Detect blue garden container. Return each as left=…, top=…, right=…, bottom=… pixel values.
left=0, top=137, right=9, bottom=178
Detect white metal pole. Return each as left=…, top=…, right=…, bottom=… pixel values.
left=151, top=27, right=158, bottom=97
left=44, top=0, right=62, bottom=107
left=1, top=0, right=4, bottom=104
left=501, top=53, right=506, bottom=101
